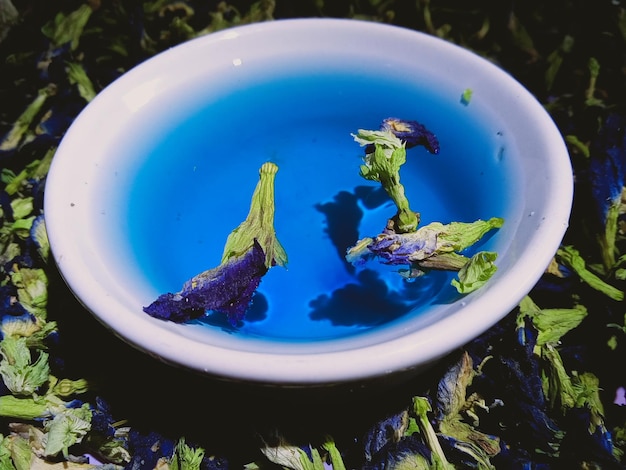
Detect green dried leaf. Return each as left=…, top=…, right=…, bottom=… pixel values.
left=0, top=85, right=55, bottom=152
left=461, top=88, right=473, bottom=105
left=9, top=197, right=33, bottom=221
left=4, top=148, right=53, bottom=195
left=353, top=128, right=404, bottom=154
left=41, top=4, right=93, bottom=50
left=0, top=241, right=20, bottom=267
left=261, top=443, right=324, bottom=470
left=92, top=437, right=132, bottom=465
left=44, top=403, right=92, bottom=458
left=414, top=252, right=469, bottom=271
left=535, top=306, right=588, bottom=346
left=66, top=62, right=97, bottom=102
left=451, top=251, right=498, bottom=294
left=0, top=434, right=18, bottom=470
left=10, top=268, right=48, bottom=318
left=142, top=0, right=173, bottom=15
left=322, top=437, right=346, bottom=470
left=49, top=376, right=89, bottom=398
left=438, top=417, right=499, bottom=468
left=10, top=216, right=35, bottom=240
left=598, top=202, right=620, bottom=271
left=571, top=372, right=605, bottom=433
left=508, top=12, right=539, bottom=60
left=437, top=352, right=475, bottom=417
left=0, top=0, right=19, bottom=44
left=519, top=296, right=588, bottom=346
left=243, top=0, right=276, bottom=24
left=197, top=0, right=275, bottom=36
left=0, top=337, right=50, bottom=396
left=5, top=434, right=30, bottom=470
left=545, top=35, right=574, bottom=92
left=541, top=343, right=576, bottom=412
left=430, top=218, right=504, bottom=253
left=170, top=438, right=205, bottom=470
left=556, top=246, right=624, bottom=301
left=437, top=353, right=499, bottom=468
left=564, top=135, right=590, bottom=159
left=585, top=57, right=602, bottom=106
left=0, top=395, right=49, bottom=420
left=395, top=456, right=432, bottom=469
left=410, top=397, right=454, bottom=469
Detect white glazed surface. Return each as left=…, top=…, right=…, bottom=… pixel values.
left=44, top=18, right=572, bottom=386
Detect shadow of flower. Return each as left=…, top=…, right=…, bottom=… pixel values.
left=198, top=292, right=268, bottom=332
left=315, top=185, right=389, bottom=273
left=308, top=268, right=450, bottom=327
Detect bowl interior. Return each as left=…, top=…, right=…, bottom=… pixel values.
left=44, top=19, right=571, bottom=384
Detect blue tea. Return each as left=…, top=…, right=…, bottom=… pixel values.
left=126, top=67, right=515, bottom=341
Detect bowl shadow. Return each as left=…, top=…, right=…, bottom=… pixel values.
left=47, top=265, right=448, bottom=466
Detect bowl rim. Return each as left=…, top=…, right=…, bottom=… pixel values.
left=44, top=17, right=573, bottom=385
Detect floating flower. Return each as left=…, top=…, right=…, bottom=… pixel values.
left=347, top=218, right=503, bottom=293
left=143, top=162, right=287, bottom=326
left=143, top=240, right=268, bottom=324
left=352, top=118, right=439, bottom=233
left=350, top=119, right=502, bottom=293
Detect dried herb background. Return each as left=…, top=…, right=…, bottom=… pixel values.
left=1, top=0, right=626, bottom=468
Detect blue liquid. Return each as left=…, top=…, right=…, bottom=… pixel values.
left=126, top=69, right=513, bottom=341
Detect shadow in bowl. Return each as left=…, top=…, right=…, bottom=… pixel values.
left=198, top=292, right=269, bottom=332
left=308, top=268, right=451, bottom=327
left=315, top=185, right=390, bottom=274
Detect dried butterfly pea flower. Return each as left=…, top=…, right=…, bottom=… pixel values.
left=352, top=118, right=439, bottom=233
left=143, top=162, right=286, bottom=326
left=143, top=240, right=268, bottom=325
left=347, top=218, right=503, bottom=293
left=349, top=119, right=503, bottom=293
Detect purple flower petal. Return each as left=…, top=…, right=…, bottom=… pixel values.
left=143, top=241, right=268, bottom=325
left=367, top=230, right=438, bottom=265
left=381, top=117, right=440, bottom=154
left=589, top=113, right=626, bottom=226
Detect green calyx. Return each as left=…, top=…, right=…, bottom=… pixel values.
left=221, top=161, right=288, bottom=269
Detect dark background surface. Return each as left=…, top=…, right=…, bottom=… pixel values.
left=2, top=1, right=626, bottom=468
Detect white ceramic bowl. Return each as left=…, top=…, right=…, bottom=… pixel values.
left=44, top=18, right=572, bottom=386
